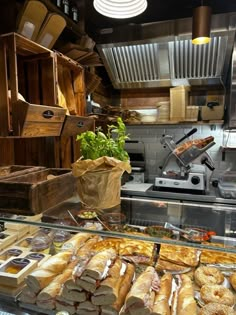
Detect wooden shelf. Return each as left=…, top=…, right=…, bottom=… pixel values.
left=124, top=120, right=224, bottom=126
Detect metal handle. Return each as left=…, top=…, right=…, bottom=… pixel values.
left=164, top=222, right=191, bottom=234
left=175, top=128, right=198, bottom=145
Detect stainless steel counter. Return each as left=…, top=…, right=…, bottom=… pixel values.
left=121, top=183, right=236, bottom=206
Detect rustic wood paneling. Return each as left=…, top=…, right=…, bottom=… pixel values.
left=121, top=88, right=170, bottom=109
left=0, top=138, right=15, bottom=165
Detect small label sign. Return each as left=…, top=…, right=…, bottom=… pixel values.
left=42, top=110, right=54, bottom=119
left=77, top=121, right=84, bottom=128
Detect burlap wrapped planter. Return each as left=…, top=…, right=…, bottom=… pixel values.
left=72, top=156, right=131, bottom=210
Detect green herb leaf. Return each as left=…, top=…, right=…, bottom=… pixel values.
left=76, top=117, right=130, bottom=161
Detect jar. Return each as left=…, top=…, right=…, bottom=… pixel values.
left=31, top=232, right=52, bottom=254
left=53, top=229, right=71, bottom=253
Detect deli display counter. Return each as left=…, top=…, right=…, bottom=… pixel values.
left=0, top=196, right=236, bottom=314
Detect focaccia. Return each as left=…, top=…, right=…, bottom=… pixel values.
left=159, top=244, right=199, bottom=267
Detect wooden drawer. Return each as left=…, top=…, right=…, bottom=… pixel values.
left=13, top=100, right=66, bottom=137
left=61, top=115, right=95, bottom=137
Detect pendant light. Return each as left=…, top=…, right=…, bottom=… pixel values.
left=192, top=4, right=212, bottom=45
left=93, top=0, right=148, bottom=19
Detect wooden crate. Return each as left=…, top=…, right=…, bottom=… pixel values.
left=61, top=115, right=95, bottom=137
left=55, top=52, right=86, bottom=116
left=12, top=100, right=66, bottom=137
left=0, top=33, right=87, bottom=137
left=0, top=165, right=45, bottom=180
left=0, top=168, right=77, bottom=215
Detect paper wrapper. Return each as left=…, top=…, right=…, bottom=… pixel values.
left=72, top=157, right=131, bottom=210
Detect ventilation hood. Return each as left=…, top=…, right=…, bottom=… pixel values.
left=97, top=12, right=236, bottom=89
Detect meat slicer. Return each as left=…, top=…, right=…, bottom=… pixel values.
left=154, top=128, right=215, bottom=193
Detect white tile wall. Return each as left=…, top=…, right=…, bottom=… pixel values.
left=126, top=124, right=236, bottom=182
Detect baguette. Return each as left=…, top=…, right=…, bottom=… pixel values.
left=122, top=266, right=159, bottom=314
left=92, top=258, right=122, bottom=305
left=61, top=285, right=87, bottom=302
left=101, top=262, right=135, bottom=315
left=171, top=274, right=197, bottom=315
left=36, top=262, right=77, bottom=310
left=18, top=286, right=37, bottom=304
left=38, top=251, right=72, bottom=273
left=25, top=269, right=57, bottom=294
left=81, top=248, right=117, bottom=280
left=151, top=273, right=172, bottom=315
left=55, top=295, right=77, bottom=315
left=61, top=232, right=93, bottom=254
left=77, top=300, right=100, bottom=315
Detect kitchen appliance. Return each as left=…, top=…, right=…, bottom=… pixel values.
left=125, top=140, right=146, bottom=183
left=154, top=128, right=215, bottom=193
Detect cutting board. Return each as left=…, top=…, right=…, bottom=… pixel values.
left=121, top=183, right=153, bottom=192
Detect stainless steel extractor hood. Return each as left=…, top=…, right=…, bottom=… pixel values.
left=97, top=12, right=236, bottom=89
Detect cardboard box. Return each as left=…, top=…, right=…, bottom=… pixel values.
left=170, top=85, right=190, bottom=121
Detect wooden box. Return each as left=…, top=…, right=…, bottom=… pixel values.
left=0, top=257, right=37, bottom=287
left=0, top=165, right=45, bottom=180
left=0, top=230, right=18, bottom=251
left=13, top=100, right=66, bottom=137
left=0, top=168, right=77, bottom=215
left=61, top=115, right=95, bottom=137
left=0, top=33, right=80, bottom=137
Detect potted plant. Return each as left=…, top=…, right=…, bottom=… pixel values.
left=72, top=117, right=131, bottom=210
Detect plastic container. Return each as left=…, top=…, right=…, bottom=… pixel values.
left=218, top=171, right=236, bottom=199
left=31, top=231, right=52, bottom=254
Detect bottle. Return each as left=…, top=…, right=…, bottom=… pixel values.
left=62, top=0, right=70, bottom=15
left=54, top=0, right=62, bottom=8
left=71, top=5, right=79, bottom=23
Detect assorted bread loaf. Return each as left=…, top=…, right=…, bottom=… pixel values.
left=3, top=230, right=235, bottom=315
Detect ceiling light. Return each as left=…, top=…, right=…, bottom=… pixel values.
left=93, top=0, right=148, bottom=19
left=192, top=5, right=212, bottom=45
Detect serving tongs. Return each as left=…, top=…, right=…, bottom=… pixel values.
left=164, top=222, right=201, bottom=237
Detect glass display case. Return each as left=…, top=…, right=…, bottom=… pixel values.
left=0, top=196, right=236, bottom=315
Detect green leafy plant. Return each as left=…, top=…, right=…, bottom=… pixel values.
left=76, top=117, right=130, bottom=161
